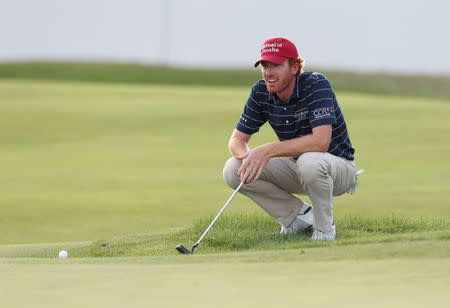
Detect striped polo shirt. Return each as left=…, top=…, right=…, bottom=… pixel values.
left=236, top=72, right=355, bottom=161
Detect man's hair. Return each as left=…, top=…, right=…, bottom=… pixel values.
left=288, top=58, right=305, bottom=76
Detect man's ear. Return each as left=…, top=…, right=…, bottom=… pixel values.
left=291, top=62, right=300, bottom=74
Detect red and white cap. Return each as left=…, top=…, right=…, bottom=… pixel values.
left=254, top=37, right=299, bottom=67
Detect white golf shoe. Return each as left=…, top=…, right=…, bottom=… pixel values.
left=311, top=224, right=336, bottom=241
left=280, top=205, right=314, bottom=235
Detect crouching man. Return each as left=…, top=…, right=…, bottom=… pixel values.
left=223, top=37, right=358, bottom=240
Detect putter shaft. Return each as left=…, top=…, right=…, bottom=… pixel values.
left=193, top=182, right=244, bottom=246
left=176, top=181, right=244, bottom=254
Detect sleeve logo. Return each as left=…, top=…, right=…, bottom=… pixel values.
left=313, top=107, right=334, bottom=118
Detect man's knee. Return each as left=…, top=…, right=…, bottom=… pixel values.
left=223, top=157, right=241, bottom=189
left=297, top=152, right=329, bottom=183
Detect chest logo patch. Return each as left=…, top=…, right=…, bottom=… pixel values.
left=294, top=110, right=309, bottom=120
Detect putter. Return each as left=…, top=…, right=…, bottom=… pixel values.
left=176, top=181, right=244, bottom=254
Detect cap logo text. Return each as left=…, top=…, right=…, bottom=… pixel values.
left=261, top=43, right=283, bottom=53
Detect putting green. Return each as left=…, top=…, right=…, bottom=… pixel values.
left=1, top=243, right=449, bottom=308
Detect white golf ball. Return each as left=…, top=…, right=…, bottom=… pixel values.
left=58, top=250, right=69, bottom=259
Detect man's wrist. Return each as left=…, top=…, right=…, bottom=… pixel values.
left=260, top=143, right=277, bottom=158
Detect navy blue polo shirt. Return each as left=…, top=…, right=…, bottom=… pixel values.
left=236, top=72, right=355, bottom=161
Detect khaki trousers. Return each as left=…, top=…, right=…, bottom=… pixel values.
left=223, top=152, right=358, bottom=233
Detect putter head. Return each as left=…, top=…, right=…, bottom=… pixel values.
left=176, top=244, right=192, bottom=254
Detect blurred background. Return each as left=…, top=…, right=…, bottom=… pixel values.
left=1, top=0, right=450, bottom=73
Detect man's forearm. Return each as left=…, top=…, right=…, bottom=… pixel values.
left=229, top=137, right=251, bottom=157
left=262, top=134, right=330, bottom=158
left=261, top=125, right=332, bottom=158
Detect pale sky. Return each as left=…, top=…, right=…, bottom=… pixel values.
left=1, top=0, right=449, bottom=74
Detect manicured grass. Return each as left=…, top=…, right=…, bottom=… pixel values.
left=1, top=80, right=449, bottom=246
left=1, top=215, right=449, bottom=307
left=1, top=62, right=450, bottom=100
left=0, top=76, right=449, bottom=307
left=1, top=257, right=449, bottom=308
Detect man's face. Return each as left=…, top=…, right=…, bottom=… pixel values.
left=261, top=59, right=296, bottom=93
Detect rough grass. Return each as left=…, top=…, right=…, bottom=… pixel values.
left=4, top=214, right=447, bottom=259
left=84, top=214, right=450, bottom=257
left=1, top=62, right=450, bottom=100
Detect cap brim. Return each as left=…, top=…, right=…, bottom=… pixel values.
left=254, top=54, right=286, bottom=67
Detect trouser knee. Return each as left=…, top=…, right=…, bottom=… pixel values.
left=223, top=157, right=241, bottom=189
left=297, top=152, right=328, bottom=185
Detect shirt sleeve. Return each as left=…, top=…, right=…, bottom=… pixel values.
left=236, top=87, right=266, bottom=134
left=307, top=75, right=337, bottom=128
